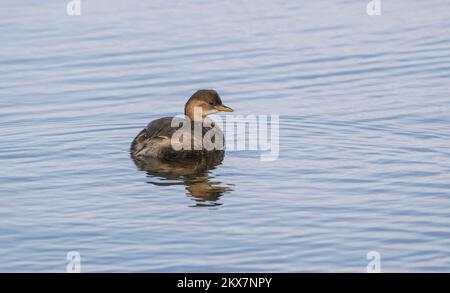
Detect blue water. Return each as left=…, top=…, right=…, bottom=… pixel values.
left=1, top=0, right=450, bottom=272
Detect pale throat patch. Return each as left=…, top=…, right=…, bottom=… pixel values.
left=203, top=109, right=219, bottom=116
left=190, top=106, right=218, bottom=121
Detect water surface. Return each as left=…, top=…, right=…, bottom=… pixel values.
left=1, top=0, right=450, bottom=272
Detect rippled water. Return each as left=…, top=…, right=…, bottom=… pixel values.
left=1, top=0, right=450, bottom=272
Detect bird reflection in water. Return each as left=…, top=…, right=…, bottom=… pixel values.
left=132, top=154, right=233, bottom=207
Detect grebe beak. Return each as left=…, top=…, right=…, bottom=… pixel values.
left=214, top=104, right=234, bottom=112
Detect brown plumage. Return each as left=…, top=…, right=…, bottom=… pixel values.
left=130, top=89, right=233, bottom=162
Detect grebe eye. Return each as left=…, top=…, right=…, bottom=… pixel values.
left=209, top=101, right=215, bottom=106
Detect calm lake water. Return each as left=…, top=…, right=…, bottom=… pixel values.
left=1, top=0, right=450, bottom=272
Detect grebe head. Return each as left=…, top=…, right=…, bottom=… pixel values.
left=184, top=89, right=233, bottom=121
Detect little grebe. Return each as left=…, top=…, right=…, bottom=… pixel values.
left=130, top=89, right=233, bottom=162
